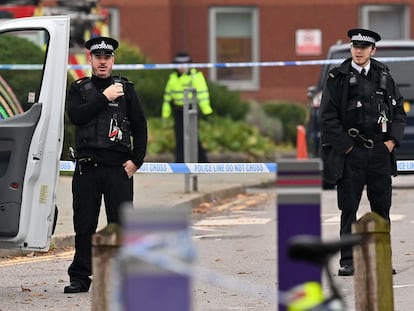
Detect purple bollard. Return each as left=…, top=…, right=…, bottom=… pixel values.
left=119, top=206, right=192, bottom=311
left=276, top=159, right=322, bottom=311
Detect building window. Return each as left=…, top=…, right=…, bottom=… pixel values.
left=360, top=5, right=409, bottom=39
left=209, top=7, right=259, bottom=91
left=106, top=8, right=120, bottom=39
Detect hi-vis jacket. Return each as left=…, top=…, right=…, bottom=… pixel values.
left=162, top=68, right=213, bottom=118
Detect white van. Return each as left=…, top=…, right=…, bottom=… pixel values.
left=0, top=16, right=69, bottom=251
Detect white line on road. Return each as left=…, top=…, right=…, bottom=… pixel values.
left=394, top=284, right=414, bottom=289
left=194, top=217, right=272, bottom=226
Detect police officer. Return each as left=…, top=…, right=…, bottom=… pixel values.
left=162, top=52, right=213, bottom=162
left=64, top=36, right=148, bottom=293
left=319, top=29, right=406, bottom=276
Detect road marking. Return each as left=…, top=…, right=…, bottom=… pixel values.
left=194, top=217, right=272, bottom=226
left=0, top=250, right=74, bottom=267
left=193, top=233, right=231, bottom=240
left=394, top=284, right=414, bottom=289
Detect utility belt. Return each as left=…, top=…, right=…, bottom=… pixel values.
left=77, top=157, right=100, bottom=166
left=347, top=128, right=386, bottom=149
left=69, top=146, right=100, bottom=167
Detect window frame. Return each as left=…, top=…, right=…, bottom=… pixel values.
left=209, top=6, right=259, bottom=91
left=360, top=4, right=410, bottom=39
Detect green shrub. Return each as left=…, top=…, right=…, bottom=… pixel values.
left=245, top=101, right=283, bottom=143
left=263, top=100, right=307, bottom=145
left=0, top=34, right=44, bottom=112
left=147, top=117, right=175, bottom=154
left=208, top=82, right=250, bottom=120
left=147, top=116, right=276, bottom=161
left=201, top=116, right=275, bottom=161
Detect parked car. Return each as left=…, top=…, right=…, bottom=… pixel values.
left=307, top=40, right=414, bottom=161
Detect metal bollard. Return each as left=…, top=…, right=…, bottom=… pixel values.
left=91, top=223, right=122, bottom=311
left=276, top=159, right=322, bottom=311
left=352, top=212, right=394, bottom=311
left=183, top=87, right=198, bottom=193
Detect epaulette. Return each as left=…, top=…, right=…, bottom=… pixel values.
left=328, top=67, right=340, bottom=79
left=74, top=77, right=93, bottom=99
left=371, top=58, right=389, bottom=72
left=75, top=76, right=90, bottom=85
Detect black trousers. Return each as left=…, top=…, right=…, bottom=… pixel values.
left=67, top=163, right=133, bottom=286
left=172, top=108, right=208, bottom=163
left=337, top=143, right=392, bottom=266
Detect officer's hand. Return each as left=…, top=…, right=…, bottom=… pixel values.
left=384, top=140, right=396, bottom=153
left=103, top=82, right=124, bottom=102
left=123, top=160, right=138, bottom=179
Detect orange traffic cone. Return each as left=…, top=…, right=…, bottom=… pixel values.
left=296, top=125, right=308, bottom=159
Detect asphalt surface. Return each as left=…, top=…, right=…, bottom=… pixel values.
left=1, top=167, right=414, bottom=310
left=51, top=172, right=275, bottom=246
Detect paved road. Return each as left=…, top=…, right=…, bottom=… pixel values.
left=0, top=188, right=276, bottom=311
left=1, top=174, right=414, bottom=310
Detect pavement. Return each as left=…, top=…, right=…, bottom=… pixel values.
left=2, top=162, right=414, bottom=309
left=3, top=162, right=414, bottom=253
left=50, top=171, right=277, bottom=249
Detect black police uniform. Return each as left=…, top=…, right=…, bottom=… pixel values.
left=319, top=29, right=406, bottom=274
left=65, top=37, right=147, bottom=292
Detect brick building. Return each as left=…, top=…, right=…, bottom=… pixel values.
left=87, top=1, right=414, bottom=103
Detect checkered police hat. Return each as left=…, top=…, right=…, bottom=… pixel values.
left=85, top=36, right=119, bottom=55
left=348, top=28, right=381, bottom=47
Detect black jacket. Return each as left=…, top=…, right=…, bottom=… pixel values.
left=66, top=75, right=148, bottom=168
left=319, top=58, right=406, bottom=183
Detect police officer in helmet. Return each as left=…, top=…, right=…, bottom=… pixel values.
left=319, top=28, right=406, bottom=276
left=64, top=36, right=147, bottom=293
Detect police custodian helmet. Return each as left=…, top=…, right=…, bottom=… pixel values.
left=348, top=28, right=381, bottom=47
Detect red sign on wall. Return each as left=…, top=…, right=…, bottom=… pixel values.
left=296, top=29, right=322, bottom=56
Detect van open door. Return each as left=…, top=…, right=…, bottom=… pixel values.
left=0, top=16, right=70, bottom=251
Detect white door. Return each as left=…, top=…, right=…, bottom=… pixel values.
left=0, top=16, right=70, bottom=251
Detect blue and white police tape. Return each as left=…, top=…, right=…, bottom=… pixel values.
left=119, top=229, right=278, bottom=305
left=396, top=160, right=414, bottom=172
left=60, top=160, right=414, bottom=173
left=1, top=56, right=414, bottom=71
left=59, top=161, right=277, bottom=174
